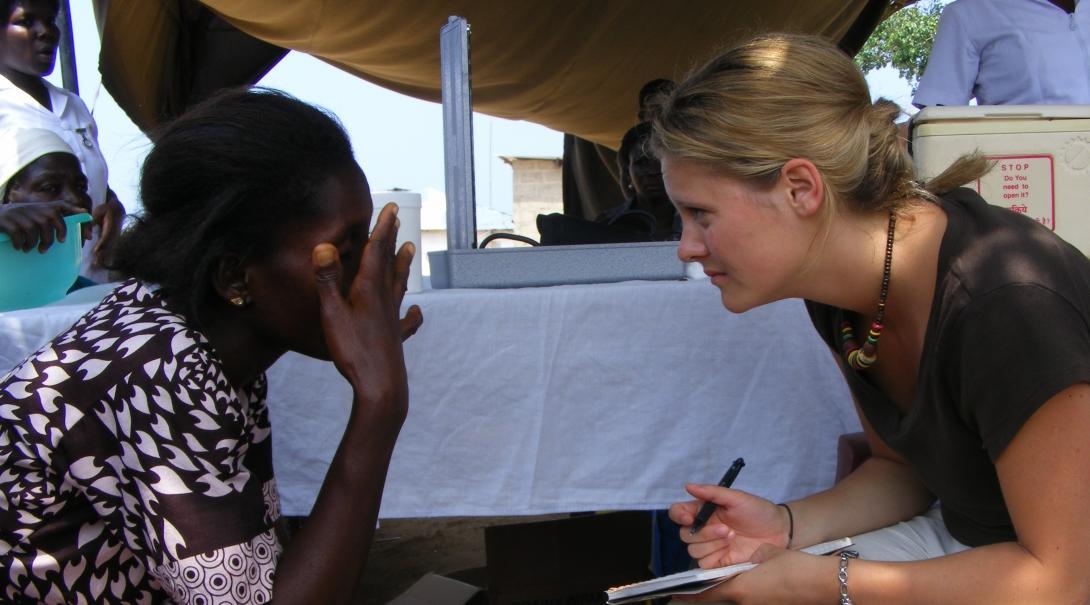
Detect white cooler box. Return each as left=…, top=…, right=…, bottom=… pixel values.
left=912, top=105, right=1090, bottom=256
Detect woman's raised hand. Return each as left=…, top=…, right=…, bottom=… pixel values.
left=311, top=204, right=423, bottom=424
left=669, top=484, right=791, bottom=568
left=90, top=190, right=125, bottom=267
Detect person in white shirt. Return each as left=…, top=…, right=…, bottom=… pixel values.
left=0, top=0, right=124, bottom=281
left=913, top=0, right=1089, bottom=107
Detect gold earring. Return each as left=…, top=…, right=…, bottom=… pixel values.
left=229, top=296, right=246, bottom=307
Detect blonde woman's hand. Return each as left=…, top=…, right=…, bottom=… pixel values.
left=669, top=484, right=790, bottom=568
left=670, top=546, right=835, bottom=604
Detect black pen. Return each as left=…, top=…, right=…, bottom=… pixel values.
left=689, top=457, right=745, bottom=535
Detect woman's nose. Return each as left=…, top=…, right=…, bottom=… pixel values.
left=676, top=227, right=706, bottom=262
left=34, top=19, right=58, bottom=41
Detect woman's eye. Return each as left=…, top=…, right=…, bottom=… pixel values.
left=38, top=183, right=60, bottom=195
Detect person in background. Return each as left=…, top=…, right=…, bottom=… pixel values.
left=0, top=126, right=89, bottom=250
left=618, top=79, right=678, bottom=198
left=654, top=33, right=1090, bottom=603
left=600, top=121, right=679, bottom=240
left=0, top=87, right=424, bottom=603
left=913, top=0, right=1089, bottom=107
left=0, top=126, right=95, bottom=291
left=0, top=0, right=125, bottom=281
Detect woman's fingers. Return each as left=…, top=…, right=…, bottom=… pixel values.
left=685, top=483, right=738, bottom=505
left=687, top=535, right=733, bottom=561
left=8, top=228, right=27, bottom=251
left=393, top=241, right=414, bottom=301
left=35, top=211, right=64, bottom=253
left=668, top=500, right=701, bottom=527
left=92, top=199, right=120, bottom=257
left=399, top=305, right=424, bottom=342
left=313, top=243, right=348, bottom=318
left=51, top=201, right=93, bottom=243
left=7, top=212, right=43, bottom=251
left=24, top=204, right=68, bottom=253
left=362, top=204, right=398, bottom=287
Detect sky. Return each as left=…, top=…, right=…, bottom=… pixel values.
left=54, top=3, right=919, bottom=219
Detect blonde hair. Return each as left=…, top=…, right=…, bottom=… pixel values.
left=650, top=33, right=988, bottom=218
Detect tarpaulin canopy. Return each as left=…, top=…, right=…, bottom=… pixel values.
left=96, top=0, right=901, bottom=149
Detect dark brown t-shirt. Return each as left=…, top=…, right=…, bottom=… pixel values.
left=807, top=188, right=1090, bottom=546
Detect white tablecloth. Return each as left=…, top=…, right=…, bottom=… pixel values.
left=1, top=279, right=859, bottom=518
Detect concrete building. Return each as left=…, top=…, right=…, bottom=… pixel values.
left=500, top=156, right=564, bottom=241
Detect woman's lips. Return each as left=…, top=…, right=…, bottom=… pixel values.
left=704, top=269, right=728, bottom=284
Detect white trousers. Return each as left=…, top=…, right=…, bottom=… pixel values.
left=851, top=505, right=970, bottom=561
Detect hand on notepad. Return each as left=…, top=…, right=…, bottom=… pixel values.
left=669, top=483, right=790, bottom=569
left=604, top=537, right=853, bottom=604
left=666, top=546, right=844, bottom=604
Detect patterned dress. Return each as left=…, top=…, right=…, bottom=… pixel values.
left=0, top=280, right=281, bottom=603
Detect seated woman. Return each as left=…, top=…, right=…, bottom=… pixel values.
left=656, top=34, right=1090, bottom=603
left=0, top=127, right=96, bottom=291
left=0, top=88, right=423, bottom=603
left=598, top=122, right=680, bottom=240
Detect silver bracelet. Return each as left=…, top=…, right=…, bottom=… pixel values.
left=838, top=550, right=860, bottom=605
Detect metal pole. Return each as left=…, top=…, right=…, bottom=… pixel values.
left=440, top=16, right=477, bottom=250
left=56, top=0, right=79, bottom=94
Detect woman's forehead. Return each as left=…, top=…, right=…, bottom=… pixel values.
left=20, top=152, right=82, bottom=178
left=10, top=0, right=59, bottom=17
left=288, top=171, right=372, bottom=232
left=37, top=151, right=78, bottom=166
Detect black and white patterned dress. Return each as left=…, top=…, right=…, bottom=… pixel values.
left=1, top=280, right=281, bottom=603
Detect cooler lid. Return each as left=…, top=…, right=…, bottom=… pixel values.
left=913, top=105, right=1090, bottom=124
left=372, top=190, right=423, bottom=208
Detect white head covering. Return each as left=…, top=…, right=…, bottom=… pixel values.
left=0, top=128, right=76, bottom=200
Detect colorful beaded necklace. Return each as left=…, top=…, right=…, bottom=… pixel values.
left=840, top=212, right=896, bottom=371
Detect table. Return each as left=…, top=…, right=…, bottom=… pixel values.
left=1, top=279, right=858, bottom=518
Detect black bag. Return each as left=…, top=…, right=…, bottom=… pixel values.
left=536, top=210, right=657, bottom=246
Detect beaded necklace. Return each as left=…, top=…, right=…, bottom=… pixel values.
left=840, top=212, right=896, bottom=371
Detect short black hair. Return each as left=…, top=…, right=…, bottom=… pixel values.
left=638, top=79, right=676, bottom=119
left=111, top=87, right=360, bottom=322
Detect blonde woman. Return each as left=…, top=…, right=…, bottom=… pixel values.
left=657, top=34, right=1090, bottom=604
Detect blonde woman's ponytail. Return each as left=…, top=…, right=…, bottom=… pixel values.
left=922, top=153, right=993, bottom=196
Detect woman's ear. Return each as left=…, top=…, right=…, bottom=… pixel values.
left=212, top=254, right=250, bottom=308
left=780, top=158, right=825, bottom=219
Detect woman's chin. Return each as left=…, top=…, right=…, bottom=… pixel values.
left=717, top=287, right=760, bottom=314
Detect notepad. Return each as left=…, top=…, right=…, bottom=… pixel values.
left=604, top=536, right=854, bottom=604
